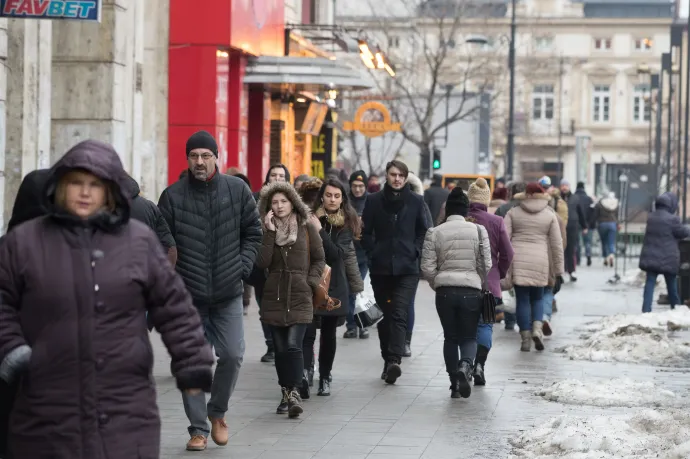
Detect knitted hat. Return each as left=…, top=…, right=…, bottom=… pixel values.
left=560, top=178, right=570, bottom=187
left=576, top=181, right=585, bottom=190
left=445, top=187, right=470, bottom=217
left=467, top=177, right=491, bottom=206
left=525, top=182, right=546, bottom=195
left=186, top=131, right=218, bottom=157
left=349, top=170, right=368, bottom=186
left=538, top=175, right=551, bottom=188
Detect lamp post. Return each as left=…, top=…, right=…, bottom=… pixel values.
left=671, top=23, right=684, bottom=194
left=505, top=0, right=517, bottom=181
left=662, top=52, right=673, bottom=193
left=637, top=64, right=652, bottom=165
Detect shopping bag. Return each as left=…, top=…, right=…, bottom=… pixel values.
left=501, top=288, right=516, bottom=314
left=354, top=293, right=384, bottom=328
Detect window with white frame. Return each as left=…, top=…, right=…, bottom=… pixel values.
left=532, top=84, right=555, bottom=120
left=592, top=84, right=611, bottom=123
left=534, top=36, right=553, bottom=51
left=634, top=38, right=653, bottom=51
left=632, top=84, right=651, bottom=123
left=594, top=38, right=612, bottom=50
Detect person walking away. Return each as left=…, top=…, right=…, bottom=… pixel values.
left=466, top=178, right=514, bottom=385
left=494, top=181, right=525, bottom=329
left=593, top=192, right=619, bottom=267
left=424, top=174, right=450, bottom=227
left=639, top=192, right=690, bottom=313
left=403, top=172, right=434, bottom=357
left=489, top=187, right=508, bottom=214
left=574, top=182, right=595, bottom=266
left=158, top=131, right=262, bottom=451
left=249, top=164, right=291, bottom=362
left=541, top=202, right=567, bottom=336
left=504, top=183, right=564, bottom=352
left=255, top=182, right=325, bottom=417
left=539, top=177, right=568, bottom=315
left=305, top=180, right=363, bottom=396
left=0, top=168, right=50, bottom=459
left=0, top=140, right=214, bottom=459
left=361, top=160, right=430, bottom=384
left=559, top=179, right=587, bottom=281
left=345, top=170, right=371, bottom=339
left=421, top=188, right=491, bottom=398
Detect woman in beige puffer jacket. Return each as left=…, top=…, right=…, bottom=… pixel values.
left=504, top=183, right=564, bottom=352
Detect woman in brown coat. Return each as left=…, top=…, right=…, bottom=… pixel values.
left=255, top=181, right=325, bottom=418
left=0, top=140, right=214, bottom=459
left=504, top=183, right=564, bottom=353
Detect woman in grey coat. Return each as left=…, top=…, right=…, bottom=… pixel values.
left=639, top=192, right=690, bottom=312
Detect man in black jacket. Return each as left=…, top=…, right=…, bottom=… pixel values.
left=344, top=170, right=370, bottom=339
left=424, top=174, right=449, bottom=226
left=574, top=181, right=595, bottom=266
left=158, top=131, right=262, bottom=452
left=560, top=179, right=587, bottom=281
left=362, top=160, right=430, bottom=384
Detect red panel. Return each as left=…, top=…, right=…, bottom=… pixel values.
left=169, top=46, right=218, bottom=126
left=226, top=52, right=248, bottom=173
left=230, top=0, right=285, bottom=56
left=169, top=0, right=230, bottom=46
left=247, top=89, right=270, bottom=191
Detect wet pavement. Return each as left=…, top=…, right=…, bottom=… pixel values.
left=151, top=261, right=690, bottom=458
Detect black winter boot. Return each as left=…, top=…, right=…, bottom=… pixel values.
left=473, top=345, right=489, bottom=386
left=385, top=360, right=402, bottom=384
left=300, top=369, right=310, bottom=400
left=403, top=331, right=412, bottom=357
left=318, top=377, right=331, bottom=396
left=457, top=361, right=472, bottom=398
left=276, top=387, right=289, bottom=414
left=380, top=361, right=388, bottom=380
left=287, top=388, right=303, bottom=418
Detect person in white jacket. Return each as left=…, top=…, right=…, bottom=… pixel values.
left=421, top=188, right=491, bottom=399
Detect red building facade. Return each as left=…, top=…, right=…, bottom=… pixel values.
left=168, top=0, right=284, bottom=187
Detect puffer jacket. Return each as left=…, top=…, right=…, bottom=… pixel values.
left=593, top=196, right=619, bottom=224
left=639, top=192, right=690, bottom=275
left=255, top=182, right=326, bottom=326
left=158, top=169, right=262, bottom=307
left=421, top=215, right=492, bottom=290
left=504, top=192, right=565, bottom=287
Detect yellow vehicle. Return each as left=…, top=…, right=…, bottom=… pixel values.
left=442, top=174, right=495, bottom=191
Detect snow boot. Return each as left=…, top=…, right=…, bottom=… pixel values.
left=473, top=345, right=489, bottom=386
left=520, top=330, right=532, bottom=352
left=456, top=361, right=472, bottom=398
left=532, top=321, right=545, bottom=351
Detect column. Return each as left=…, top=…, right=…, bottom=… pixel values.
left=227, top=52, right=248, bottom=173
left=247, top=89, right=271, bottom=190
left=4, top=19, right=52, bottom=230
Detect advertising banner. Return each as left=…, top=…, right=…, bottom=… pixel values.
left=1, top=0, right=102, bottom=21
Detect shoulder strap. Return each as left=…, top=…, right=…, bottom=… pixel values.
left=475, top=224, right=488, bottom=291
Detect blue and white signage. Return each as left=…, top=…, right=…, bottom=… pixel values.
left=1, top=0, right=101, bottom=21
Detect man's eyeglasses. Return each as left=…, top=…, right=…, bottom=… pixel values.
left=189, top=153, right=214, bottom=161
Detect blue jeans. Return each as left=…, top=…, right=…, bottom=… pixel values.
left=514, top=286, right=544, bottom=331
left=504, top=311, right=516, bottom=328
left=476, top=320, right=493, bottom=350
left=347, top=258, right=369, bottom=330
left=542, top=287, right=554, bottom=321
left=598, top=222, right=617, bottom=258
left=642, top=272, right=680, bottom=313
left=580, top=229, right=593, bottom=258
left=408, top=287, right=416, bottom=333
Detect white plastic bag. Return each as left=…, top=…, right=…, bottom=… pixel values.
left=354, top=292, right=383, bottom=328
left=354, top=292, right=376, bottom=315
left=501, top=288, right=516, bottom=314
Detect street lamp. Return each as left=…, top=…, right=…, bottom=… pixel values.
left=637, top=64, right=654, bottom=166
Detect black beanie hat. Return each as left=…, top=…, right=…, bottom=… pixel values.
left=445, top=187, right=470, bottom=218
left=349, top=170, right=368, bottom=186
left=186, top=131, right=218, bottom=157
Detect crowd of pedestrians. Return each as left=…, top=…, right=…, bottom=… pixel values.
left=1, top=129, right=687, bottom=459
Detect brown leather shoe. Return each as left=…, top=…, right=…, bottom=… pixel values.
left=209, top=417, right=229, bottom=446
left=186, top=435, right=207, bottom=451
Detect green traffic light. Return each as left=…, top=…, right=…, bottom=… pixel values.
left=433, top=159, right=441, bottom=169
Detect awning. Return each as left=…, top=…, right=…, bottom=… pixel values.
left=243, top=56, right=374, bottom=92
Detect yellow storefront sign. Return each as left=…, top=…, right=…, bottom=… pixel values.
left=342, top=101, right=401, bottom=138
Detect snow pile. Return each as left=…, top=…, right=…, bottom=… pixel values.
left=557, top=310, right=690, bottom=367
left=621, top=269, right=648, bottom=287
left=536, top=378, right=679, bottom=408
left=509, top=409, right=690, bottom=459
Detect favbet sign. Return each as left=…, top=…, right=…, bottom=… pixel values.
left=1, top=0, right=101, bottom=21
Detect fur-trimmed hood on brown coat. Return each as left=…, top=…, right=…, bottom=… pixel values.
left=258, top=181, right=312, bottom=226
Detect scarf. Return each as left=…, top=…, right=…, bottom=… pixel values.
left=383, top=182, right=406, bottom=214
left=315, top=207, right=345, bottom=227
left=274, top=213, right=298, bottom=246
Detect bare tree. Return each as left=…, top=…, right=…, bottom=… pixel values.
left=345, top=128, right=407, bottom=174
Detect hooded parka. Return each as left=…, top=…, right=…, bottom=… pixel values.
left=639, top=192, right=690, bottom=275
left=255, top=182, right=326, bottom=326
left=0, top=140, right=214, bottom=459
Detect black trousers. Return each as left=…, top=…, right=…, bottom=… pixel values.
left=0, top=379, right=16, bottom=458
left=271, top=324, right=307, bottom=389
left=303, top=316, right=339, bottom=379
left=565, top=227, right=579, bottom=274
left=370, top=274, right=419, bottom=363
left=435, top=287, right=482, bottom=375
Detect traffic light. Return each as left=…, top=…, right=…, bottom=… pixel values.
left=432, top=148, right=441, bottom=170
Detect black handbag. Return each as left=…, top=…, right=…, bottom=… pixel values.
left=475, top=224, right=497, bottom=323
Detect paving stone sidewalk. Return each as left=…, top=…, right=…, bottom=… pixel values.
left=152, top=262, right=690, bottom=458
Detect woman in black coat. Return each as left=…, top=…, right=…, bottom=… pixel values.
left=303, top=179, right=362, bottom=396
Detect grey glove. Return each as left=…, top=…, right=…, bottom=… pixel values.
left=0, top=344, right=31, bottom=384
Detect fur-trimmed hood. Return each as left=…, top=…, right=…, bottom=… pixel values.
left=513, top=192, right=550, bottom=214
left=258, top=181, right=311, bottom=225
left=407, top=173, right=424, bottom=196
left=600, top=196, right=619, bottom=212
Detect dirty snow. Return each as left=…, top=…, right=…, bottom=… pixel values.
left=557, top=310, right=690, bottom=367
left=536, top=378, right=680, bottom=408
left=621, top=269, right=667, bottom=295
left=509, top=409, right=690, bottom=459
